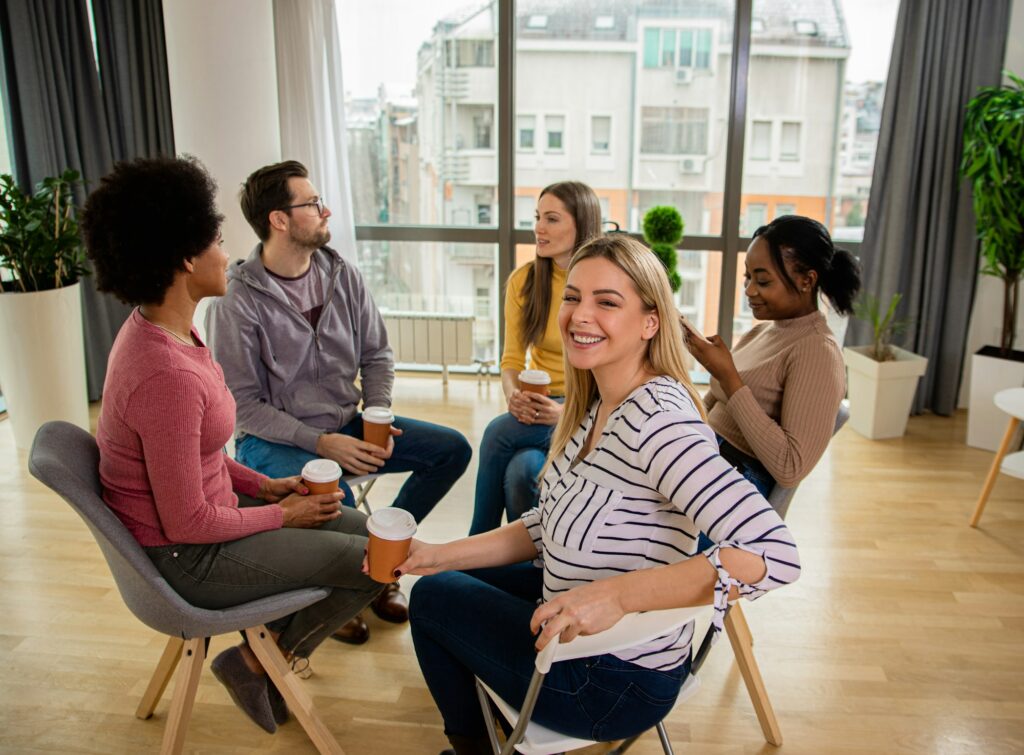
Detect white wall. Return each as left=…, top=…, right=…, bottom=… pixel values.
left=958, top=0, right=1024, bottom=406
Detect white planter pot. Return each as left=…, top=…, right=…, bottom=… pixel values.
left=843, top=345, right=928, bottom=440
left=967, top=346, right=1024, bottom=451
left=0, top=284, right=89, bottom=450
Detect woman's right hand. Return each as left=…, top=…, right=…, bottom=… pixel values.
left=390, top=538, right=447, bottom=577
left=279, top=491, right=343, bottom=528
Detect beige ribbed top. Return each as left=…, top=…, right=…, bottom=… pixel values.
left=704, top=310, right=845, bottom=488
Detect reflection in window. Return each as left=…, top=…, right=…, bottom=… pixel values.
left=591, top=115, right=611, bottom=153
left=545, top=114, right=564, bottom=151
left=517, top=115, right=535, bottom=150
left=750, top=120, right=771, bottom=160
left=640, top=107, right=708, bottom=154
left=780, top=121, right=801, bottom=161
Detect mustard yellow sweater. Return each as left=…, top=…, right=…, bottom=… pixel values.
left=500, top=262, right=567, bottom=396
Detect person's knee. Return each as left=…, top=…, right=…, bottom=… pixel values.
left=479, top=413, right=518, bottom=454
left=409, top=572, right=459, bottom=621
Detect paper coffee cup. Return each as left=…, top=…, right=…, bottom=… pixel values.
left=301, top=459, right=342, bottom=494
left=362, top=406, right=395, bottom=448
left=365, top=508, right=417, bottom=583
left=518, top=369, right=551, bottom=396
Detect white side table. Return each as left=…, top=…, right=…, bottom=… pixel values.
left=969, top=387, right=1024, bottom=527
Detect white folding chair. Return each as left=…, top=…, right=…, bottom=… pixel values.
left=342, top=473, right=381, bottom=515
left=474, top=606, right=711, bottom=755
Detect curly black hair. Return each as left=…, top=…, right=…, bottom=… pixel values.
left=81, top=156, right=223, bottom=305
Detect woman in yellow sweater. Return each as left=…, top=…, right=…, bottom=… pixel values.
left=686, top=215, right=861, bottom=498
left=468, top=181, right=602, bottom=534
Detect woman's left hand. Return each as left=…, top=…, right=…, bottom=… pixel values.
left=686, top=334, right=743, bottom=396
left=259, top=475, right=308, bottom=503
left=520, top=393, right=563, bottom=427
left=529, top=579, right=626, bottom=650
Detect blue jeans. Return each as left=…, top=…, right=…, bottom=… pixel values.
left=236, top=414, right=471, bottom=523
left=409, top=564, right=690, bottom=741
left=697, top=435, right=776, bottom=552
left=469, top=408, right=560, bottom=535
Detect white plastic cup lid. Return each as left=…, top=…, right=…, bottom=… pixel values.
left=301, top=459, right=342, bottom=483
left=519, top=369, right=551, bottom=385
left=366, top=508, right=417, bottom=540
left=363, top=406, right=395, bottom=424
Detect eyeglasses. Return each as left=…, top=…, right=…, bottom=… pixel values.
left=281, top=198, right=326, bottom=216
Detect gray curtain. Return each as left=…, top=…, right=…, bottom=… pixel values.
left=0, top=0, right=175, bottom=400
left=845, top=0, right=1012, bottom=415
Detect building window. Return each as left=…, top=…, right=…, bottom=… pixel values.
left=517, top=115, right=535, bottom=150
left=526, top=14, right=548, bottom=29
left=545, top=114, right=564, bottom=151
left=477, top=204, right=492, bottom=225
left=643, top=27, right=713, bottom=70
left=750, top=121, right=771, bottom=160
left=475, top=287, right=490, bottom=317
left=640, top=107, right=708, bottom=154
left=744, top=203, right=767, bottom=234
left=780, top=121, right=801, bottom=161
left=775, top=203, right=796, bottom=218
left=456, top=39, right=493, bottom=67
left=595, top=15, right=615, bottom=30
left=591, top=115, right=611, bottom=154
left=473, top=112, right=493, bottom=149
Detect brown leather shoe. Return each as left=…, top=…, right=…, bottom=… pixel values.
left=331, top=612, right=370, bottom=644
left=370, top=582, right=409, bottom=623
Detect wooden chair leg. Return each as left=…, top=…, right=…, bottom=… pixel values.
left=245, top=626, right=344, bottom=755
left=728, top=602, right=754, bottom=647
left=136, top=636, right=185, bottom=719
left=970, top=417, right=1019, bottom=527
left=724, top=608, right=782, bottom=747
left=159, top=637, right=205, bottom=755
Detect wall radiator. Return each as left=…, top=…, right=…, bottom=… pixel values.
left=382, top=311, right=476, bottom=383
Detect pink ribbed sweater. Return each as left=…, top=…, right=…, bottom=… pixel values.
left=704, top=310, right=845, bottom=488
left=97, top=310, right=282, bottom=546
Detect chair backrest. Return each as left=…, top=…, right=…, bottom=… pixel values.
left=28, top=421, right=204, bottom=638
left=767, top=401, right=849, bottom=520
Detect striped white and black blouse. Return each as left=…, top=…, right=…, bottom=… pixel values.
left=520, top=375, right=801, bottom=671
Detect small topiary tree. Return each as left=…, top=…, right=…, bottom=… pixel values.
left=641, top=205, right=684, bottom=292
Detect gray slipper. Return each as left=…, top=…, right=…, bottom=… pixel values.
left=210, top=646, right=277, bottom=733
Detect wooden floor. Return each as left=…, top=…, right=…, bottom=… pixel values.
left=1, top=373, right=1023, bottom=754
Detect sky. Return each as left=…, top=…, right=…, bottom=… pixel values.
left=337, top=0, right=901, bottom=99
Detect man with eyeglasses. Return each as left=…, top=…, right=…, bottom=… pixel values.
left=207, top=160, right=472, bottom=645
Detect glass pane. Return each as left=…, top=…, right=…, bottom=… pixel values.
left=742, top=0, right=899, bottom=241
left=356, top=239, right=499, bottom=364
left=338, top=0, right=497, bottom=226
left=677, top=250, right=722, bottom=384
left=515, top=0, right=735, bottom=236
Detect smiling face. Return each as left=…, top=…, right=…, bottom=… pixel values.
left=534, top=192, right=578, bottom=268
left=559, top=256, right=660, bottom=378
left=743, top=236, right=818, bottom=321
left=186, top=232, right=230, bottom=299
left=282, top=176, right=331, bottom=249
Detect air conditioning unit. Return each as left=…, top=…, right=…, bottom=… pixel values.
left=674, top=67, right=693, bottom=85
left=679, top=157, right=704, bottom=174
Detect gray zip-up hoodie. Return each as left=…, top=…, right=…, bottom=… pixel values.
left=206, top=244, right=393, bottom=453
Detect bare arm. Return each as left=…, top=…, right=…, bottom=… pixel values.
left=394, top=520, right=538, bottom=577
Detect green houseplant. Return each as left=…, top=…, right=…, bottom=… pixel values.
left=852, top=292, right=912, bottom=362
left=843, top=292, right=928, bottom=439
left=641, top=205, right=683, bottom=292
left=0, top=170, right=87, bottom=292
left=0, top=169, right=90, bottom=450
left=961, top=70, right=1024, bottom=355
left=960, top=71, right=1024, bottom=450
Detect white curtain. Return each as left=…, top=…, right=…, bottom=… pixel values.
left=273, top=0, right=357, bottom=260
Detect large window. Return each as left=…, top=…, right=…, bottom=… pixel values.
left=338, top=0, right=898, bottom=359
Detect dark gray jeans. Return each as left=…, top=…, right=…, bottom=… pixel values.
left=146, top=495, right=382, bottom=658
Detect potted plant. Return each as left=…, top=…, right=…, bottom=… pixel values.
left=843, top=293, right=928, bottom=439
left=642, top=205, right=683, bottom=292
left=0, top=170, right=90, bottom=450
left=961, top=71, right=1024, bottom=450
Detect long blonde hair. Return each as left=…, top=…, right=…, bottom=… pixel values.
left=546, top=235, right=708, bottom=467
